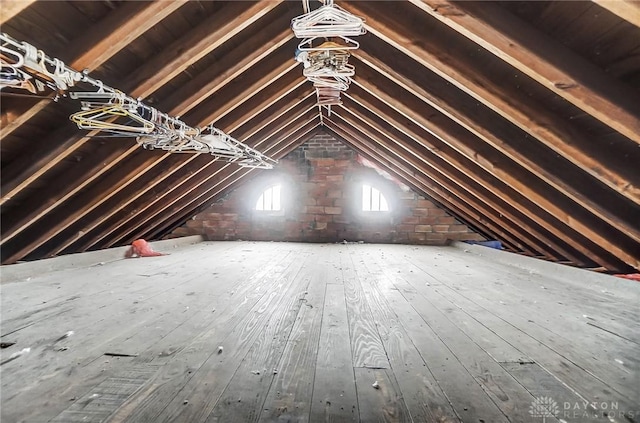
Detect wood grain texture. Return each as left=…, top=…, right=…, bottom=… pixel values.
left=400, top=246, right=640, bottom=401
left=204, top=257, right=314, bottom=422
left=2, top=242, right=638, bottom=423
left=351, top=249, right=459, bottom=423
left=380, top=260, right=546, bottom=422
left=339, top=249, right=388, bottom=369
left=258, top=245, right=329, bottom=422
left=51, top=365, right=159, bottom=423
left=354, top=367, right=412, bottom=423
left=310, top=281, right=359, bottom=422
left=118, top=246, right=310, bottom=423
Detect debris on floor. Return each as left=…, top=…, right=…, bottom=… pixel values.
left=465, top=240, right=503, bottom=250
left=613, top=273, right=640, bottom=282
left=55, top=331, right=74, bottom=342
left=124, top=239, right=168, bottom=258
left=1, top=347, right=31, bottom=365
left=104, top=352, right=138, bottom=357
left=372, top=381, right=380, bottom=389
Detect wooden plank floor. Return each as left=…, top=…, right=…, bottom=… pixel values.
left=1, top=242, right=638, bottom=423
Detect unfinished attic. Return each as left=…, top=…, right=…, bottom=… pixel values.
left=1, top=1, right=639, bottom=422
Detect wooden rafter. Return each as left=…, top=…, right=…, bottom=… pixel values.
left=323, top=120, right=543, bottom=258
left=220, top=84, right=313, bottom=134
left=127, top=115, right=320, bottom=245
left=121, top=83, right=316, bottom=247
left=405, top=0, right=640, bottom=144
left=138, top=111, right=320, bottom=241
left=70, top=1, right=189, bottom=73
left=330, top=103, right=579, bottom=264
left=353, top=49, right=640, bottom=205
left=147, top=125, right=319, bottom=242
left=0, top=0, right=34, bottom=24
left=1, top=0, right=637, bottom=274
left=19, top=65, right=308, bottom=260
left=337, top=94, right=581, bottom=264
left=191, top=61, right=300, bottom=127
left=0, top=1, right=281, bottom=209
left=591, top=0, right=640, bottom=27
left=126, top=1, right=283, bottom=98
left=333, top=8, right=640, bottom=268
left=0, top=144, right=139, bottom=246
left=67, top=92, right=317, bottom=253
left=165, top=29, right=295, bottom=116
left=49, top=154, right=201, bottom=256
left=2, top=150, right=179, bottom=263
left=349, top=69, right=638, bottom=269
left=1, top=1, right=188, bottom=138
left=323, top=124, right=523, bottom=253
left=95, top=83, right=320, bottom=250
left=342, top=5, right=640, bottom=246
left=0, top=2, right=289, bottom=262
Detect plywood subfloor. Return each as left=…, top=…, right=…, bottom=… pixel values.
left=1, top=241, right=638, bottom=423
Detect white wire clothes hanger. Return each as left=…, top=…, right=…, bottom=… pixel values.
left=0, top=32, right=278, bottom=169
left=291, top=1, right=365, bottom=112
left=291, top=2, right=365, bottom=39
left=0, top=44, right=56, bottom=95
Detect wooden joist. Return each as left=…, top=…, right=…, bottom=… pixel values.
left=125, top=1, right=283, bottom=98
left=342, top=4, right=640, bottom=249
left=327, top=106, right=579, bottom=264
left=591, top=0, right=640, bottom=28
left=347, top=67, right=635, bottom=269
left=133, top=116, right=320, bottom=245
left=354, top=48, right=640, bottom=206
left=67, top=94, right=317, bottom=254
left=1, top=1, right=188, bottom=138
left=407, top=0, right=640, bottom=145
left=337, top=94, right=583, bottom=264
left=324, top=121, right=542, bottom=257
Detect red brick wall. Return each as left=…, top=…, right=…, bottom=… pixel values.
left=169, top=132, right=485, bottom=245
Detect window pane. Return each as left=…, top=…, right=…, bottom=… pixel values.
left=264, top=187, right=273, bottom=210
left=273, top=185, right=281, bottom=211
left=372, top=187, right=380, bottom=211
left=256, top=185, right=282, bottom=211
left=380, top=195, right=389, bottom=211
left=362, top=184, right=371, bottom=211
left=362, top=184, right=389, bottom=212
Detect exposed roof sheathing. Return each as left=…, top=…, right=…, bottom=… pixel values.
left=1, top=1, right=638, bottom=272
